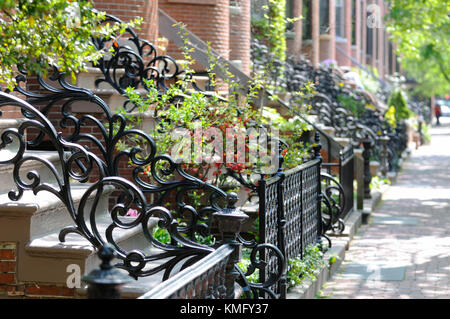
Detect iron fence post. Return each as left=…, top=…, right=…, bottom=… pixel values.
left=362, top=140, right=372, bottom=199
left=313, top=132, right=323, bottom=247
left=276, top=172, right=287, bottom=298
left=82, top=244, right=133, bottom=299
left=354, top=148, right=365, bottom=211
left=276, top=139, right=287, bottom=297
left=213, top=192, right=249, bottom=299
left=418, top=119, right=424, bottom=145
left=380, top=133, right=390, bottom=178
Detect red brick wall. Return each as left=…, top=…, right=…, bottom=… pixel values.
left=93, top=0, right=159, bottom=44
left=159, top=0, right=230, bottom=70
left=229, top=0, right=251, bottom=74
left=0, top=242, right=77, bottom=298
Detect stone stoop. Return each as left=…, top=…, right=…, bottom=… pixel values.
left=0, top=125, right=164, bottom=298
left=74, top=65, right=228, bottom=136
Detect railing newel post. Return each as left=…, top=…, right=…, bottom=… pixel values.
left=82, top=243, right=133, bottom=299
left=380, top=133, right=390, bottom=178
left=362, top=140, right=372, bottom=199
left=313, top=131, right=323, bottom=248
left=213, top=192, right=249, bottom=299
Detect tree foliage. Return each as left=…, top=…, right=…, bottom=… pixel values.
left=0, top=0, right=140, bottom=90
left=251, top=0, right=288, bottom=62
left=386, top=0, right=450, bottom=97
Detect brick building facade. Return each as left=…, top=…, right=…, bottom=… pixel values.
left=287, top=0, right=398, bottom=79
left=93, top=0, right=159, bottom=44
left=153, top=0, right=397, bottom=80
left=0, top=0, right=405, bottom=299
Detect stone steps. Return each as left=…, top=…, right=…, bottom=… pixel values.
left=0, top=124, right=163, bottom=291
left=0, top=177, right=160, bottom=285
left=23, top=214, right=159, bottom=284
left=0, top=150, right=64, bottom=194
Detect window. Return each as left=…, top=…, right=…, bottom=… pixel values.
left=335, top=0, right=345, bottom=38
left=366, top=14, right=373, bottom=57
left=286, top=0, right=294, bottom=31
left=320, top=0, right=329, bottom=34
left=251, top=0, right=268, bottom=20
left=302, top=0, right=312, bottom=40
left=351, top=0, right=356, bottom=44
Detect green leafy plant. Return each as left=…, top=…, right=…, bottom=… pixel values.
left=237, top=250, right=260, bottom=284
left=119, top=23, right=314, bottom=185
left=387, top=88, right=412, bottom=124
left=386, top=0, right=450, bottom=97
left=384, top=105, right=397, bottom=128
left=152, top=227, right=171, bottom=244
left=0, top=0, right=141, bottom=90
left=370, top=176, right=391, bottom=190
left=328, top=253, right=341, bottom=266
left=261, top=106, right=312, bottom=169
left=286, top=244, right=326, bottom=289
left=251, top=0, right=289, bottom=62
left=337, top=94, right=367, bottom=118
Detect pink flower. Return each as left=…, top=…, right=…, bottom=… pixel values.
left=126, top=208, right=139, bottom=217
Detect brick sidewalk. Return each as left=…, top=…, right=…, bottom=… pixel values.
left=319, top=120, right=450, bottom=299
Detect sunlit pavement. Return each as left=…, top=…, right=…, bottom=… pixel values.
left=319, top=116, right=450, bottom=299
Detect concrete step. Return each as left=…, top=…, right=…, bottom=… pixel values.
left=334, top=137, right=352, bottom=147
left=0, top=150, right=64, bottom=195
left=0, top=159, right=163, bottom=284
left=0, top=183, right=114, bottom=240
left=176, top=73, right=210, bottom=91
left=23, top=215, right=159, bottom=284
left=0, top=118, right=24, bottom=131
left=0, top=119, right=25, bottom=151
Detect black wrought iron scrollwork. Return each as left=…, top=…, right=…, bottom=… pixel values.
left=92, top=14, right=183, bottom=95
left=321, top=172, right=345, bottom=234
left=0, top=51, right=232, bottom=242
left=0, top=90, right=229, bottom=281
left=235, top=241, right=286, bottom=299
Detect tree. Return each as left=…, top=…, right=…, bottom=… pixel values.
left=386, top=0, right=450, bottom=97
left=0, top=0, right=140, bottom=90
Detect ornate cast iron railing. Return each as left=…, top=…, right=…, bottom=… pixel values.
left=92, top=14, right=183, bottom=96
left=139, top=244, right=233, bottom=299
left=0, top=26, right=291, bottom=300
left=3, top=61, right=232, bottom=241
left=0, top=90, right=234, bottom=282
left=256, top=133, right=325, bottom=298
left=91, top=13, right=219, bottom=114
left=222, top=133, right=327, bottom=299
left=0, top=87, right=287, bottom=299
left=250, top=38, right=409, bottom=181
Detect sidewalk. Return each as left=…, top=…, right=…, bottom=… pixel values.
left=319, top=118, right=450, bottom=299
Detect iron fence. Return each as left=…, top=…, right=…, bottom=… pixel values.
left=249, top=133, right=324, bottom=299
left=322, top=143, right=354, bottom=220
left=139, top=244, right=233, bottom=299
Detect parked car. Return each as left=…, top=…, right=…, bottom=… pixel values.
left=440, top=104, right=450, bottom=117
